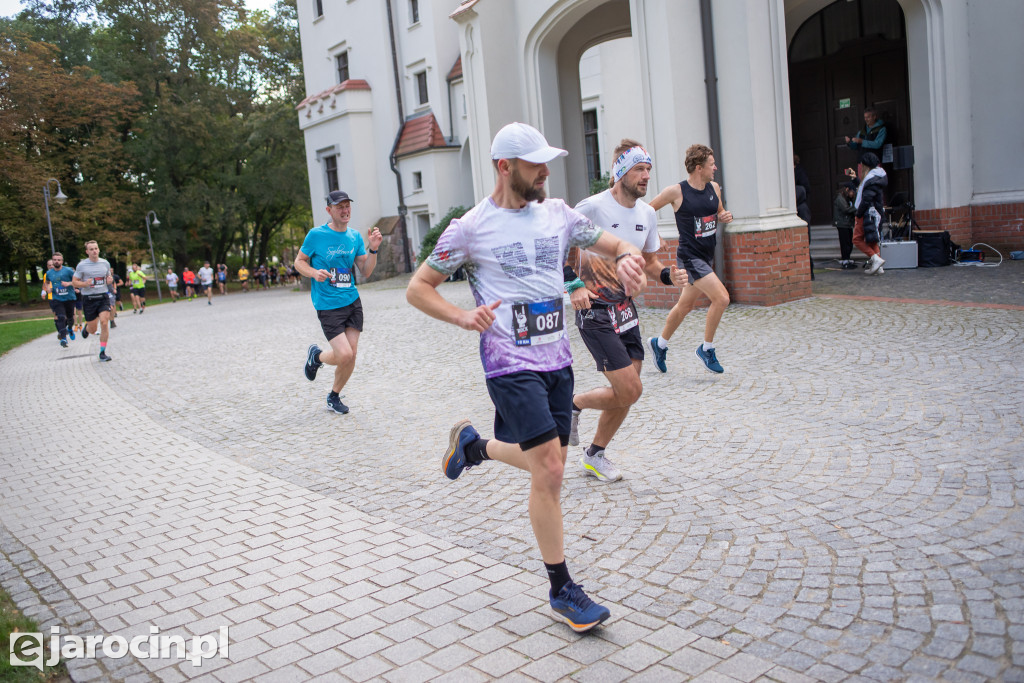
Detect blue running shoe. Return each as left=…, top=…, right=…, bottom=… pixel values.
left=68, top=329, right=75, bottom=341
left=304, top=344, right=322, bottom=381
left=695, top=344, right=724, bottom=374
left=649, top=337, right=668, bottom=373
left=550, top=581, right=610, bottom=632
left=60, top=339, right=68, bottom=348
left=326, top=392, right=349, bottom=414
left=443, top=419, right=480, bottom=480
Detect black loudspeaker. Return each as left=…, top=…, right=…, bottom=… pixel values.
left=894, top=145, right=915, bottom=170
left=916, top=230, right=951, bottom=267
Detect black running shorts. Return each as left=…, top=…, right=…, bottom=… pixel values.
left=485, top=367, right=573, bottom=450
left=83, top=294, right=111, bottom=322
left=676, top=255, right=715, bottom=284
left=577, top=307, right=645, bottom=372
left=317, top=299, right=364, bottom=341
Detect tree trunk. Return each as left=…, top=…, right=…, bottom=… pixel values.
left=17, top=256, right=29, bottom=305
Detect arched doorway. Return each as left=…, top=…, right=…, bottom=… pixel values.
left=788, top=0, right=911, bottom=224
left=523, top=0, right=633, bottom=204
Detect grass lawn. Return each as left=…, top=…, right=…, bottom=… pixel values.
left=0, top=319, right=57, bottom=357
left=1, top=587, right=69, bottom=681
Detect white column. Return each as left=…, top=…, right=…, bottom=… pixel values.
left=711, top=0, right=805, bottom=235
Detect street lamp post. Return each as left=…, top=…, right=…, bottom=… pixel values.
left=144, top=211, right=163, bottom=302
left=43, top=178, right=68, bottom=254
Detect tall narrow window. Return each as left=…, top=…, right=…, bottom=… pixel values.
left=314, top=0, right=323, bottom=19
left=583, top=110, right=600, bottom=181
left=324, top=155, right=338, bottom=193
left=416, top=71, right=428, bottom=105
left=335, top=52, right=349, bottom=83
left=412, top=171, right=423, bottom=190
left=410, top=0, right=419, bottom=24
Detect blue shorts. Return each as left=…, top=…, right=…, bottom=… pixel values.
left=485, top=367, right=573, bottom=450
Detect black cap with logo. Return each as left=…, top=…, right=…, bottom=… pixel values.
left=326, top=190, right=353, bottom=206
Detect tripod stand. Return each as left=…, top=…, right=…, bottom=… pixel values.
left=882, top=192, right=919, bottom=241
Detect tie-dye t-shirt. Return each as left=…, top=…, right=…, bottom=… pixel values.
left=427, top=197, right=602, bottom=379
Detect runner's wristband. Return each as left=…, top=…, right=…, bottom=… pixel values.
left=660, top=267, right=672, bottom=286
left=564, top=278, right=585, bottom=294
left=368, top=249, right=378, bottom=254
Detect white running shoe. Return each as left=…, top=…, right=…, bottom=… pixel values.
left=866, top=253, right=885, bottom=275
left=579, top=450, right=622, bottom=482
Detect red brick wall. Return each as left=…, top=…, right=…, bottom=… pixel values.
left=724, top=227, right=813, bottom=306
left=916, top=202, right=1024, bottom=251
left=635, top=227, right=812, bottom=309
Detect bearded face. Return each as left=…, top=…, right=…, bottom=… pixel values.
left=618, top=164, right=650, bottom=200
left=509, top=162, right=546, bottom=203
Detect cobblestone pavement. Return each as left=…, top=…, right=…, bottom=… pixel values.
left=2, top=279, right=1022, bottom=682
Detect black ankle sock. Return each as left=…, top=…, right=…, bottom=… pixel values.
left=586, top=444, right=605, bottom=458
left=465, top=438, right=490, bottom=465
left=545, top=561, right=572, bottom=596
left=313, top=350, right=322, bottom=364
left=328, top=391, right=339, bottom=399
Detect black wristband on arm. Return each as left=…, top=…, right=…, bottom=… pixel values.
left=660, top=267, right=673, bottom=286
left=563, top=264, right=578, bottom=281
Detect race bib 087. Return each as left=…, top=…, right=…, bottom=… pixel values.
left=511, top=297, right=564, bottom=347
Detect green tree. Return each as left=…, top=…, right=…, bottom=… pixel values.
left=0, top=34, right=140, bottom=303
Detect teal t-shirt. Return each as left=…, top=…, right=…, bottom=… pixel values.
left=46, top=266, right=76, bottom=301
left=300, top=223, right=366, bottom=310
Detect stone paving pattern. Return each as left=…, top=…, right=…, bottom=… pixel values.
left=2, top=271, right=1022, bottom=682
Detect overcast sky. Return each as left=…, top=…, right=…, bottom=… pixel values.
left=0, top=0, right=278, bottom=19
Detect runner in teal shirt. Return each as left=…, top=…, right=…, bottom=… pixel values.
left=46, top=252, right=77, bottom=346
left=295, top=190, right=383, bottom=414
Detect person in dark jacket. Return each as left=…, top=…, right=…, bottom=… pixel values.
left=852, top=152, right=888, bottom=275
left=846, top=107, right=887, bottom=162
left=833, top=180, right=857, bottom=268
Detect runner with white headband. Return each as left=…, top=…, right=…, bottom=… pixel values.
left=565, top=139, right=686, bottom=482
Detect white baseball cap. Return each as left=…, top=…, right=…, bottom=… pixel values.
left=490, top=122, right=568, bottom=164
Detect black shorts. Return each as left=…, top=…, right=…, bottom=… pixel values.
left=131, top=287, right=145, bottom=299
left=577, top=307, right=645, bottom=372
left=75, top=292, right=83, bottom=310
left=676, top=255, right=715, bottom=284
left=83, top=294, right=111, bottom=322
left=485, top=367, right=573, bottom=450
left=317, top=299, right=363, bottom=340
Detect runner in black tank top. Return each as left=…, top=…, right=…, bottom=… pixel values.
left=646, top=144, right=734, bottom=374
left=674, top=180, right=721, bottom=267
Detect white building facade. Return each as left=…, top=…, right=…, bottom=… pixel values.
left=296, top=0, right=1024, bottom=304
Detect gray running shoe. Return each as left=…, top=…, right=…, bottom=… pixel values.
left=579, top=450, right=622, bottom=482
left=569, top=407, right=581, bottom=446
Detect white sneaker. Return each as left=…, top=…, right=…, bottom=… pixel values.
left=579, top=450, right=622, bottom=482
left=877, top=266, right=884, bottom=274
left=866, top=253, right=885, bottom=275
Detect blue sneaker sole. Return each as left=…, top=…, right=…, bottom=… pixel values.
left=550, top=606, right=610, bottom=632
left=443, top=420, right=473, bottom=480
left=304, top=344, right=322, bottom=381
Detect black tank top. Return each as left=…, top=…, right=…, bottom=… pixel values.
left=674, top=180, right=720, bottom=263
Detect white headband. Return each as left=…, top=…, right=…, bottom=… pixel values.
left=611, top=146, right=653, bottom=182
